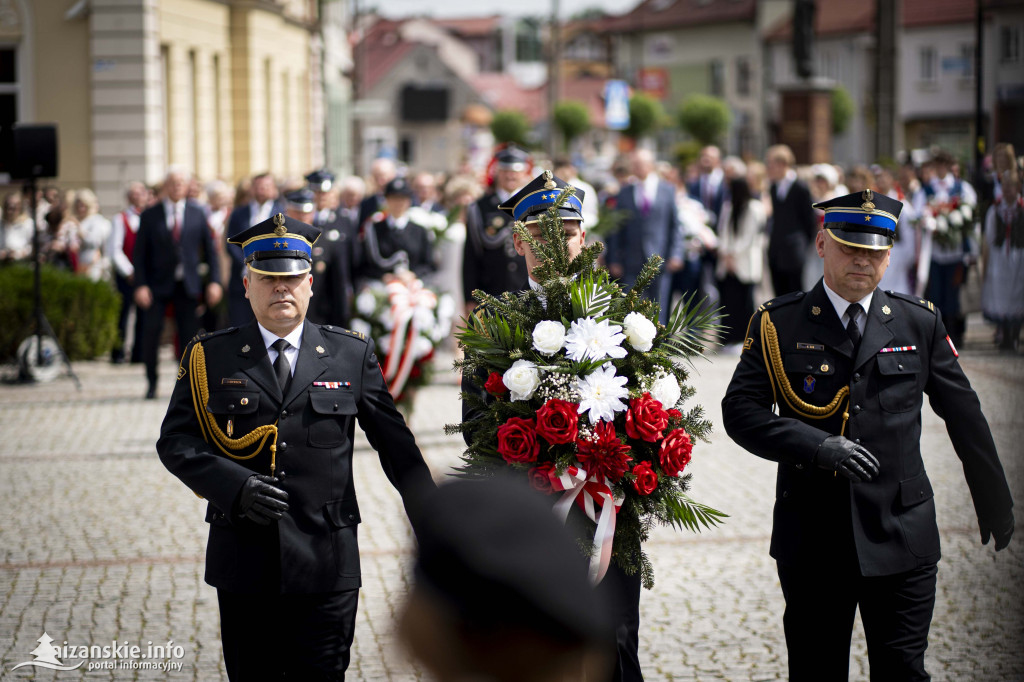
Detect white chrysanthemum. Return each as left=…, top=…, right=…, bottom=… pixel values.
left=961, top=204, right=973, bottom=221
left=412, top=335, right=434, bottom=360
left=622, top=311, right=657, bottom=352
left=650, top=372, right=681, bottom=410
left=355, top=289, right=378, bottom=316
left=576, top=364, right=629, bottom=424
left=948, top=209, right=963, bottom=227
left=503, top=359, right=541, bottom=401
left=564, top=317, right=627, bottom=362
left=532, top=320, right=567, bottom=356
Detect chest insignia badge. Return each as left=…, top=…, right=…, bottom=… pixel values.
left=240, top=397, right=249, bottom=405
left=820, top=363, right=829, bottom=372
left=316, top=345, right=326, bottom=354
left=241, top=344, right=250, bottom=353
left=803, top=375, right=816, bottom=394
left=811, top=306, right=821, bottom=316
left=882, top=305, right=891, bottom=315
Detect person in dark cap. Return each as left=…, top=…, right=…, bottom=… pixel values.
left=157, top=212, right=435, bottom=681
left=461, top=171, right=647, bottom=682
left=462, top=144, right=532, bottom=316
left=292, top=181, right=358, bottom=328
left=359, top=176, right=435, bottom=282
left=722, top=189, right=1014, bottom=681
left=399, top=476, right=614, bottom=682
left=305, top=169, right=338, bottom=229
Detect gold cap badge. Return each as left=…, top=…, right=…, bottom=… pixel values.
left=861, top=188, right=875, bottom=211
left=543, top=169, right=556, bottom=190
left=273, top=213, right=287, bottom=236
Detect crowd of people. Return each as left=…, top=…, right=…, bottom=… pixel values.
left=0, top=139, right=1021, bottom=394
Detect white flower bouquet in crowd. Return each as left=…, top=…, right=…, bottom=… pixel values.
left=925, top=194, right=975, bottom=249
left=449, top=187, right=727, bottom=587
left=350, top=276, right=455, bottom=407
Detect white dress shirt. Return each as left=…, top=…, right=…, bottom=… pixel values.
left=258, top=323, right=303, bottom=377
left=823, top=280, right=872, bottom=337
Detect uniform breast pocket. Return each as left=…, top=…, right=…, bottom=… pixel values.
left=205, top=390, right=261, bottom=432
left=782, top=352, right=836, bottom=400
left=876, top=354, right=922, bottom=413
left=307, top=391, right=357, bottom=448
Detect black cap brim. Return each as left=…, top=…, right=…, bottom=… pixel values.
left=247, top=257, right=312, bottom=276
left=521, top=207, right=584, bottom=225
left=826, top=227, right=893, bottom=250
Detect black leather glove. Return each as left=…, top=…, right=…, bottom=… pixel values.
left=235, top=474, right=289, bottom=525
left=814, top=436, right=880, bottom=483
left=980, top=513, right=1014, bottom=551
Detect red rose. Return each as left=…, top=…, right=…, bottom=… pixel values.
left=536, top=398, right=580, bottom=445
left=528, top=462, right=557, bottom=493
left=577, top=421, right=632, bottom=484
left=497, top=417, right=540, bottom=464
left=659, top=428, right=693, bottom=477
left=625, top=392, right=669, bottom=442
left=667, top=408, right=682, bottom=420
left=632, top=461, right=658, bottom=496
left=484, top=371, right=509, bottom=396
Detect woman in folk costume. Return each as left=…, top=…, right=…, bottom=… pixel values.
left=981, top=172, right=1024, bottom=351
left=359, top=177, right=436, bottom=283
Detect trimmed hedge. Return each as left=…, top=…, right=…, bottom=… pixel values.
left=0, top=264, right=120, bottom=362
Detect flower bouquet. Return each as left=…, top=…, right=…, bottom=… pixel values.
left=449, top=187, right=726, bottom=588
left=351, top=276, right=456, bottom=407
left=925, top=195, right=975, bottom=249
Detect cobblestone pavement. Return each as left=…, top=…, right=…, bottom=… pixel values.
left=1, top=319, right=1022, bottom=681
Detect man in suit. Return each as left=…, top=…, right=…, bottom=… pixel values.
left=462, top=145, right=531, bottom=314
left=133, top=167, right=222, bottom=399
left=765, top=144, right=818, bottom=297
left=226, top=173, right=285, bottom=327
left=722, top=190, right=1014, bottom=681
left=605, top=148, right=684, bottom=324
left=158, top=213, right=435, bottom=680
left=685, top=145, right=726, bottom=226
left=357, top=157, right=397, bottom=232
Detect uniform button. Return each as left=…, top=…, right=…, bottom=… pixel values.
left=228, top=404, right=235, bottom=411
left=782, top=491, right=790, bottom=498
left=795, top=464, right=804, bottom=470
left=853, top=373, right=861, bottom=382
left=347, top=513, right=356, bottom=521
left=281, top=409, right=288, bottom=418
left=853, top=405, right=862, bottom=414
left=806, top=364, right=813, bottom=370
left=855, top=439, right=861, bottom=444
left=898, top=363, right=904, bottom=371
left=278, top=442, right=287, bottom=453
left=333, top=403, right=339, bottom=412
left=278, top=471, right=286, bottom=480
left=919, top=491, right=925, bottom=498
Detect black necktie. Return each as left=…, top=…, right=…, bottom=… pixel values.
left=271, top=339, right=292, bottom=392
left=845, top=303, right=863, bottom=347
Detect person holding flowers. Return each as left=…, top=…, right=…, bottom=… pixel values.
left=455, top=170, right=724, bottom=682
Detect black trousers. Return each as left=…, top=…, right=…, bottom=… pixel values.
left=218, top=588, right=359, bottom=681
left=141, top=281, right=199, bottom=388
left=596, top=561, right=644, bottom=682
left=777, top=561, right=938, bottom=682
left=114, top=274, right=143, bottom=363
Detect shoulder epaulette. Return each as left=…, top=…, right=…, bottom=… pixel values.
left=758, top=290, right=805, bottom=312
left=190, top=326, right=238, bottom=345
left=320, top=324, right=367, bottom=341
left=886, top=290, right=937, bottom=314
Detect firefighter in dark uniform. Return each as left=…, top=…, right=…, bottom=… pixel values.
left=462, top=145, right=531, bottom=312
left=300, top=173, right=359, bottom=327
left=157, top=212, right=435, bottom=681
left=722, top=190, right=1014, bottom=682
left=359, top=177, right=435, bottom=282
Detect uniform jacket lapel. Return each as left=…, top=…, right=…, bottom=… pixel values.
left=853, top=289, right=895, bottom=370
left=806, top=281, right=855, bottom=359
left=283, top=320, right=329, bottom=407
left=236, top=321, right=283, bottom=403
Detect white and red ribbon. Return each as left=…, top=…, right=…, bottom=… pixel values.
left=549, top=465, right=624, bottom=584
left=380, top=279, right=437, bottom=398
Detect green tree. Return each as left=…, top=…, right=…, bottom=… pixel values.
left=624, top=93, right=664, bottom=141
left=490, top=109, right=531, bottom=146
left=831, top=85, right=854, bottom=135
left=677, top=94, right=732, bottom=147
left=553, top=100, right=592, bottom=152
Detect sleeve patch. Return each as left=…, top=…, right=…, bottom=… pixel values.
left=946, top=335, right=959, bottom=358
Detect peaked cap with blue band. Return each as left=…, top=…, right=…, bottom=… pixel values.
left=305, top=168, right=335, bottom=192
left=814, top=189, right=902, bottom=250
left=497, top=170, right=586, bottom=226
left=227, top=213, right=321, bottom=276
left=285, top=187, right=316, bottom=214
